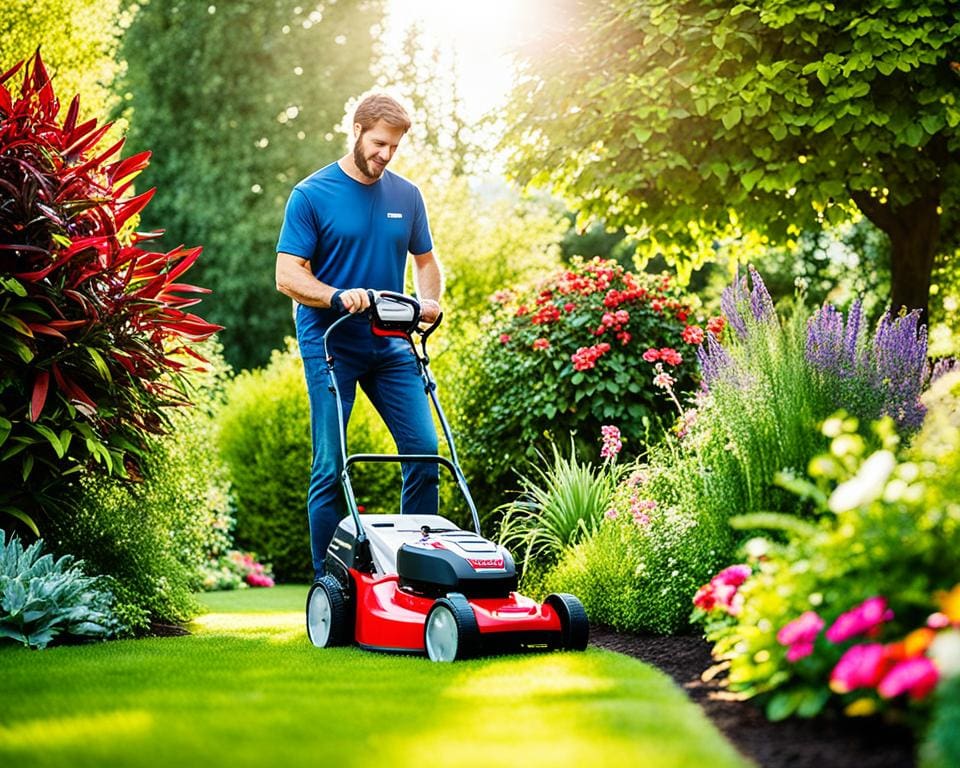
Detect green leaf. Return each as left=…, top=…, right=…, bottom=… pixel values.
left=766, top=691, right=800, bottom=721
left=0, top=313, right=33, bottom=337
left=769, top=123, right=788, bottom=141
left=0, top=277, right=27, bottom=297
left=721, top=106, right=742, bottom=129
left=86, top=348, right=112, bottom=382
left=31, top=423, right=65, bottom=458
left=0, top=417, right=11, bottom=448
left=1, top=506, right=39, bottom=536
left=816, top=68, right=830, bottom=87
left=741, top=168, right=764, bottom=191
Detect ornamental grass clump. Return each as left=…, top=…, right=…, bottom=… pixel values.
left=0, top=52, right=221, bottom=532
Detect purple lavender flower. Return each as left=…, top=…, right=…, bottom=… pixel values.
left=873, top=309, right=928, bottom=431
left=931, top=357, right=959, bottom=382
left=697, top=332, right=735, bottom=390
left=807, top=302, right=929, bottom=433
left=720, top=267, right=776, bottom=341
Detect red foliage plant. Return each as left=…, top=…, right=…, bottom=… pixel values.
left=0, top=52, right=221, bottom=528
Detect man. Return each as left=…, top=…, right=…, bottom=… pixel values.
left=275, top=93, right=443, bottom=580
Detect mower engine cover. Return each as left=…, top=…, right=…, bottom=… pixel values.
left=369, top=290, right=420, bottom=335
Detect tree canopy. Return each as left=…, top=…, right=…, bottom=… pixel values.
left=118, top=0, right=380, bottom=370
left=0, top=0, right=125, bottom=121
left=501, top=0, right=960, bottom=319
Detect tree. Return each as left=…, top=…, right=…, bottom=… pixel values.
left=118, top=0, right=381, bottom=370
left=0, top=0, right=125, bottom=122
left=501, top=0, right=960, bottom=321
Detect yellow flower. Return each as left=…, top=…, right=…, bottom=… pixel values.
left=936, top=584, right=960, bottom=623
left=844, top=698, right=878, bottom=717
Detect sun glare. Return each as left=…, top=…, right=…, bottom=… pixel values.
left=383, top=0, right=548, bottom=120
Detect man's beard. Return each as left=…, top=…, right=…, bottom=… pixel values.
left=353, top=138, right=383, bottom=180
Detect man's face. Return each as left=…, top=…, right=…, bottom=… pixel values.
left=353, top=119, right=405, bottom=180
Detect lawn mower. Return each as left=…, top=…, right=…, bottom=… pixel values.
left=306, top=290, right=589, bottom=662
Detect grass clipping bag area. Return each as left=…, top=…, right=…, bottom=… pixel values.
left=0, top=586, right=748, bottom=768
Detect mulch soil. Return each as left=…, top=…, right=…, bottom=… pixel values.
left=590, top=626, right=917, bottom=768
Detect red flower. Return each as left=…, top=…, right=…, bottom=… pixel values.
left=681, top=325, right=705, bottom=345
left=659, top=348, right=683, bottom=366
left=499, top=333, right=511, bottom=345
left=642, top=348, right=661, bottom=362
left=532, top=337, right=550, bottom=350
left=706, top=316, right=726, bottom=335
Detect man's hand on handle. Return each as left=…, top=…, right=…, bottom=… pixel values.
left=419, top=298, right=441, bottom=324
left=330, top=287, right=371, bottom=314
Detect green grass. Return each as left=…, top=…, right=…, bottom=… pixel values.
left=0, top=585, right=749, bottom=768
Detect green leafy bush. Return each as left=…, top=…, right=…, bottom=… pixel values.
left=0, top=52, right=220, bottom=532
left=456, top=257, right=706, bottom=504
left=921, top=675, right=960, bottom=768
left=692, top=371, right=960, bottom=726
left=0, top=529, right=120, bottom=649
left=49, top=340, right=235, bottom=630
left=218, top=340, right=397, bottom=582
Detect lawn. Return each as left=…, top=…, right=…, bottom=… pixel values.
left=0, top=586, right=749, bottom=768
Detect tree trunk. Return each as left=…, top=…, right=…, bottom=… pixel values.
left=851, top=189, right=941, bottom=324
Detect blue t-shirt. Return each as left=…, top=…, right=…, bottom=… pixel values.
left=276, top=161, right=433, bottom=356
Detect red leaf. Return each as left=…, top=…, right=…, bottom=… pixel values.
left=30, top=370, right=50, bottom=422
left=27, top=322, right=68, bottom=340
left=113, top=188, right=156, bottom=231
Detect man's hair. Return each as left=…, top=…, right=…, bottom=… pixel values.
left=353, top=93, right=412, bottom=135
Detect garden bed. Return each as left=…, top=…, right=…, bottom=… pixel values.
left=590, top=626, right=916, bottom=768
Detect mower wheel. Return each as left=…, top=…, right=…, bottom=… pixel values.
left=306, top=575, right=349, bottom=648
left=424, top=593, right=480, bottom=662
left=546, top=593, right=589, bottom=651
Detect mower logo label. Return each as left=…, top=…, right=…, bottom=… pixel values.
left=467, top=558, right=505, bottom=571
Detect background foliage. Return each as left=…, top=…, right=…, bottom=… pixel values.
left=503, top=0, right=960, bottom=322
left=118, top=0, right=382, bottom=371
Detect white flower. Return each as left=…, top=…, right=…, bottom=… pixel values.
left=828, top=450, right=897, bottom=513
left=929, top=629, right=960, bottom=679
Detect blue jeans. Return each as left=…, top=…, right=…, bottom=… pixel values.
left=302, top=320, right=439, bottom=579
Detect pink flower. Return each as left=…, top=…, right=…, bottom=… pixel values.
left=681, top=325, right=705, bottom=345
left=826, top=596, right=895, bottom=644
left=632, top=512, right=650, bottom=526
left=600, top=425, right=623, bottom=459
left=499, top=333, right=511, bottom=345
left=653, top=363, right=675, bottom=390
left=659, top=347, right=683, bottom=366
left=532, top=337, right=550, bottom=350
left=878, top=657, right=939, bottom=701
left=642, top=348, right=660, bottom=362
left=604, top=508, right=619, bottom=520
left=715, top=564, right=752, bottom=587
left=245, top=572, right=275, bottom=588
left=830, top=644, right=891, bottom=693
left=777, top=611, right=825, bottom=662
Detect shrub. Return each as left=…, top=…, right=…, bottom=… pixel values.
left=541, top=462, right=731, bottom=634
left=49, top=339, right=235, bottom=629
left=200, top=550, right=275, bottom=591
left=0, top=52, right=220, bottom=532
left=0, top=529, right=121, bottom=649
left=921, top=674, right=960, bottom=768
left=692, top=372, right=960, bottom=726
left=218, top=339, right=397, bottom=582
left=456, top=257, right=707, bottom=504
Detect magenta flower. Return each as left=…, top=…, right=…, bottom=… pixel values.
left=826, top=596, right=895, bottom=643
left=777, top=611, right=825, bottom=662
left=878, top=657, right=939, bottom=701
left=714, top=564, right=751, bottom=587
left=830, top=643, right=890, bottom=693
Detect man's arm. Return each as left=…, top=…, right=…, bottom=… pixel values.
left=275, top=252, right=370, bottom=313
left=412, top=250, right=443, bottom=323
